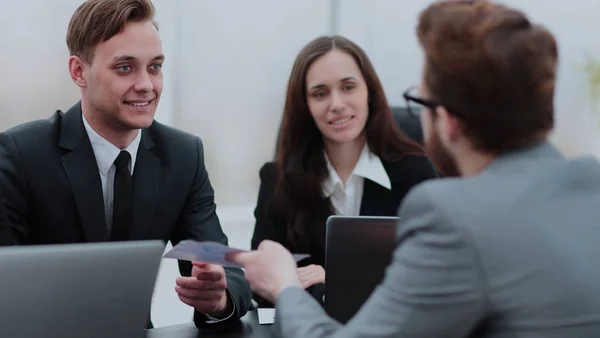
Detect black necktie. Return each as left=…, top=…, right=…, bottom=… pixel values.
left=110, top=151, right=133, bottom=241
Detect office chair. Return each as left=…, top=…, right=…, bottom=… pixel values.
left=390, top=106, right=423, bottom=145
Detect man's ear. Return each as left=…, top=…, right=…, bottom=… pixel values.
left=435, top=106, right=463, bottom=143
left=68, top=56, right=87, bottom=88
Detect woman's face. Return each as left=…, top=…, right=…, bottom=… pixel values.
left=305, top=49, right=369, bottom=146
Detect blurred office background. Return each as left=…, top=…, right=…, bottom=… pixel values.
left=1, top=0, right=599, bottom=327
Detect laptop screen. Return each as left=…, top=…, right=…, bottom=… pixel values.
left=323, top=216, right=398, bottom=324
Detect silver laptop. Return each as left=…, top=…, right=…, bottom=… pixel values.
left=0, top=240, right=165, bottom=338
left=323, top=216, right=398, bottom=324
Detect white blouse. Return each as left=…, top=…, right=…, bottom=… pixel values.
left=322, top=144, right=392, bottom=216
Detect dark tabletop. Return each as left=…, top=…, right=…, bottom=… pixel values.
left=146, top=311, right=275, bottom=338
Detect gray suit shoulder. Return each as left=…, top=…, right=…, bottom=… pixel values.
left=397, top=174, right=509, bottom=238
left=567, top=154, right=600, bottom=178
left=395, top=177, right=468, bottom=238
left=401, top=177, right=466, bottom=212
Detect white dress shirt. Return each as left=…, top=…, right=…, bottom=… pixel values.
left=82, top=115, right=141, bottom=231
left=83, top=114, right=232, bottom=323
left=322, top=144, right=392, bottom=216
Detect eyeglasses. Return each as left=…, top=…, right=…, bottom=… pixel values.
left=402, top=86, right=439, bottom=119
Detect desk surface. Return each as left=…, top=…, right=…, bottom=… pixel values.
left=146, top=311, right=274, bottom=338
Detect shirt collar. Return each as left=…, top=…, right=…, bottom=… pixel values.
left=323, top=156, right=343, bottom=198
left=82, top=114, right=142, bottom=175
left=322, top=143, right=392, bottom=197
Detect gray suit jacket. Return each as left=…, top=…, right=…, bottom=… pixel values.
left=274, top=141, right=600, bottom=337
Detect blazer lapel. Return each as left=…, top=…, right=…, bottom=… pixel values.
left=359, top=160, right=408, bottom=217
left=130, top=129, right=161, bottom=240
left=359, top=178, right=401, bottom=217
left=59, top=102, right=108, bottom=242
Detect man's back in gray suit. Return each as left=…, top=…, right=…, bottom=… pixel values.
left=434, top=142, right=600, bottom=336
left=274, top=141, right=600, bottom=337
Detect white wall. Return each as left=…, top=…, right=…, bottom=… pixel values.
left=0, top=0, right=80, bottom=127
left=174, top=0, right=331, bottom=207
left=1, top=0, right=599, bottom=328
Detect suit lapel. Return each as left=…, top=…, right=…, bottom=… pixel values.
left=130, top=129, right=161, bottom=240
left=359, top=161, right=405, bottom=217
left=59, top=102, right=108, bottom=242
left=359, top=178, right=401, bottom=217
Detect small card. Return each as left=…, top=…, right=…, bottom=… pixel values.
left=257, top=308, right=276, bottom=325
left=163, top=240, right=310, bottom=268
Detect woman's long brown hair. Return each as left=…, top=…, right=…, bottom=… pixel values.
left=275, top=35, right=424, bottom=260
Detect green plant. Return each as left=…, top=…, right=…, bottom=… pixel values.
left=583, top=58, right=600, bottom=102
left=583, top=56, right=600, bottom=129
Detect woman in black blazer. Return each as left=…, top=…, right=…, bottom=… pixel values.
left=251, top=35, right=438, bottom=307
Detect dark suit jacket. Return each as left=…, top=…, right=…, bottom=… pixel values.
left=0, top=102, right=252, bottom=329
left=0, top=195, right=14, bottom=246
left=251, top=155, right=438, bottom=307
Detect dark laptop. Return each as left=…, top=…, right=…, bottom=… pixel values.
left=0, top=240, right=165, bottom=338
left=323, top=216, right=398, bottom=324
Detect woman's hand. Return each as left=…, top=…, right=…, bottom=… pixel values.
left=296, top=264, right=325, bottom=289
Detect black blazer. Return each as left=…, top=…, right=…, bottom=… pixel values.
left=0, top=102, right=252, bottom=329
left=251, top=155, right=439, bottom=307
